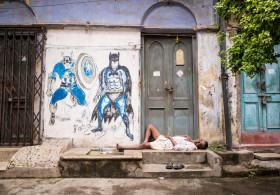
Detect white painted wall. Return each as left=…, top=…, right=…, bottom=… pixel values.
left=43, top=29, right=141, bottom=147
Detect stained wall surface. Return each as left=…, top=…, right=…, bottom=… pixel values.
left=197, top=32, right=224, bottom=144
left=0, top=0, right=217, bottom=29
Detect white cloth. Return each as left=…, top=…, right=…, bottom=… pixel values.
left=150, top=135, right=197, bottom=151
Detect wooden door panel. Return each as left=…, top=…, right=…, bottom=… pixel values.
left=145, top=37, right=169, bottom=135
left=263, top=45, right=280, bottom=132
left=148, top=41, right=166, bottom=99
left=144, top=36, right=193, bottom=137
left=266, top=101, right=280, bottom=130
left=147, top=108, right=167, bottom=135
left=244, top=103, right=260, bottom=131
left=242, top=44, right=280, bottom=133
left=265, top=63, right=279, bottom=93
left=173, top=108, right=192, bottom=136
left=171, top=38, right=193, bottom=136
left=172, top=41, right=191, bottom=100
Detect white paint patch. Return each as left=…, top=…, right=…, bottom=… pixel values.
left=153, top=71, right=160, bottom=77
left=268, top=69, right=275, bottom=74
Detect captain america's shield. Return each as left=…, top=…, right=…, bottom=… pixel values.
left=76, top=53, right=97, bottom=89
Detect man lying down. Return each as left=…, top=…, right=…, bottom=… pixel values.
left=116, top=124, right=208, bottom=151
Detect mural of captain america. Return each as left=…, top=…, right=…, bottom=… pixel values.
left=46, top=56, right=86, bottom=125
left=91, top=52, right=134, bottom=140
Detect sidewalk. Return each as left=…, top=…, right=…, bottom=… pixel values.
left=1, top=177, right=280, bottom=195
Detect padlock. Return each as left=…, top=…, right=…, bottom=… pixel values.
left=262, top=96, right=267, bottom=105
left=261, top=82, right=266, bottom=90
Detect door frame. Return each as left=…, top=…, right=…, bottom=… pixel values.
left=140, top=33, right=198, bottom=141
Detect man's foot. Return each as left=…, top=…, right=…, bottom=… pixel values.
left=91, top=127, right=103, bottom=133
left=116, top=143, right=124, bottom=152
left=49, top=113, right=55, bottom=125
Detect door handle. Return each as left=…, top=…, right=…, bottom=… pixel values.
left=165, top=87, right=174, bottom=94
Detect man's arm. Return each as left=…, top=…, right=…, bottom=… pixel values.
left=165, top=135, right=177, bottom=146
left=179, top=135, right=192, bottom=141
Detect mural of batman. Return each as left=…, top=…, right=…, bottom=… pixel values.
left=91, top=52, right=134, bottom=140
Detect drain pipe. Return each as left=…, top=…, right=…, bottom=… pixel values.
left=220, top=19, right=232, bottom=150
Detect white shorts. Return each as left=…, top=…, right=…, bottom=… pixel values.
left=150, top=135, right=173, bottom=150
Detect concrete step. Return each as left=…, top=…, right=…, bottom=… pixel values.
left=142, top=163, right=213, bottom=178
left=59, top=149, right=222, bottom=178
left=0, top=162, right=9, bottom=171
left=142, top=150, right=207, bottom=164
left=0, top=148, right=20, bottom=161
left=254, top=153, right=280, bottom=161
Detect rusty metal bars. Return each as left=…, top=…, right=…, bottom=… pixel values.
left=0, top=27, right=45, bottom=146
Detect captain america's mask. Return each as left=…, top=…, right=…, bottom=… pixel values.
left=63, top=56, right=72, bottom=68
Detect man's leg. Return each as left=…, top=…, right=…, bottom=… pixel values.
left=116, top=142, right=151, bottom=150
left=143, top=124, right=161, bottom=143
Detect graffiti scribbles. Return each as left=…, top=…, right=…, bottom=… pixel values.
left=91, top=52, right=134, bottom=140
left=46, top=56, right=86, bottom=125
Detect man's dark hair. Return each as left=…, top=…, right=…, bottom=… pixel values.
left=202, top=141, right=208, bottom=149
left=198, top=141, right=208, bottom=149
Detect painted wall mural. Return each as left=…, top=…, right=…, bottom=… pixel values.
left=45, top=52, right=134, bottom=141
left=46, top=56, right=88, bottom=125
left=91, top=52, right=134, bottom=140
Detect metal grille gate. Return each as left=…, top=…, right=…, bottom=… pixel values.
left=0, top=27, right=45, bottom=146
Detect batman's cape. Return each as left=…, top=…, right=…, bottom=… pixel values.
left=91, top=65, right=134, bottom=123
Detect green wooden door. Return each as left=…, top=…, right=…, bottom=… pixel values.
left=142, top=36, right=195, bottom=138
left=242, top=45, right=280, bottom=132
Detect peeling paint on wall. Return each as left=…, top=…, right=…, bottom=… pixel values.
left=226, top=34, right=242, bottom=148
left=197, top=32, right=224, bottom=144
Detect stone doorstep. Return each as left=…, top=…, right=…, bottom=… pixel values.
left=61, top=148, right=142, bottom=160
left=0, top=162, right=9, bottom=171
left=0, top=167, right=61, bottom=178
left=0, top=148, right=20, bottom=161
left=142, top=163, right=215, bottom=178
left=143, top=163, right=212, bottom=173
left=254, top=153, right=280, bottom=161
left=142, top=150, right=208, bottom=164
left=215, top=150, right=254, bottom=165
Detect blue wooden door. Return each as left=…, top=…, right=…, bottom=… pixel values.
left=242, top=45, right=280, bottom=132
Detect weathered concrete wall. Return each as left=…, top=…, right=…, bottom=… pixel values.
left=0, top=0, right=217, bottom=29
left=43, top=29, right=141, bottom=147
left=226, top=35, right=242, bottom=148
left=197, top=32, right=225, bottom=144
